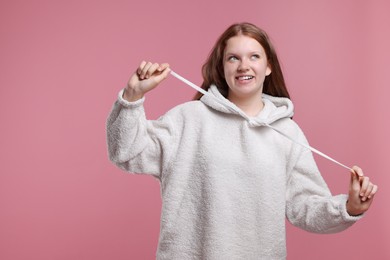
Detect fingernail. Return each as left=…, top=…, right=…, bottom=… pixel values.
left=362, top=197, right=367, bottom=201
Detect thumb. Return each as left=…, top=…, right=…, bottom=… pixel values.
left=350, top=170, right=360, bottom=189
left=154, top=67, right=171, bottom=83
left=350, top=167, right=363, bottom=192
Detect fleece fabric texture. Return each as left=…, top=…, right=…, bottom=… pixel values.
left=106, top=85, right=361, bottom=260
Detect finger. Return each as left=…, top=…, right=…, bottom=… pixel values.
left=137, top=61, right=147, bottom=75
left=359, top=176, right=370, bottom=198
left=352, top=165, right=364, bottom=177
left=139, top=61, right=153, bottom=79
left=362, top=181, right=374, bottom=201
left=154, top=67, right=171, bottom=83
left=350, top=170, right=361, bottom=192
left=161, top=66, right=171, bottom=78
left=158, top=63, right=170, bottom=72
left=145, top=63, right=160, bottom=79
left=367, top=184, right=378, bottom=199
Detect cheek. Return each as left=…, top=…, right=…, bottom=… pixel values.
left=223, top=65, right=229, bottom=80
left=223, top=64, right=235, bottom=78
left=255, top=63, right=270, bottom=76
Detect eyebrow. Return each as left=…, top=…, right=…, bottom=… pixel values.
left=225, top=51, right=263, bottom=56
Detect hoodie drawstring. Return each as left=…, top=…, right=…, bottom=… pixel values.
left=170, top=70, right=353, bottom=172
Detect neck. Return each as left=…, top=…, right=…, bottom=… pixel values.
left=228, top=93, right=264, bottom=117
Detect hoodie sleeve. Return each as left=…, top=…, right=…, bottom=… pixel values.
left=285, top=127, right=362, bottom=234
left=106, top=89, right=176, bottom=179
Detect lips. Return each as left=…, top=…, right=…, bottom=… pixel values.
left=235, top=75, right=254, bottom=81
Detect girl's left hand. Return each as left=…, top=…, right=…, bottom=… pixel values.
left=346, top=166, right=378, bottom=216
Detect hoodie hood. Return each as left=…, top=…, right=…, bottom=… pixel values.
left=200, top=85, right=294, bottom=127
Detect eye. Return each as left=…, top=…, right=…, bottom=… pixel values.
left=227, top=56, right=238, bottom=61
left=251, top=54, right=260, bottom=60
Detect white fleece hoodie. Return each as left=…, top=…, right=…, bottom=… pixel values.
left=106, top=85, right=361, bottom=260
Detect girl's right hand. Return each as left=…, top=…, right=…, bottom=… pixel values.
left=123, top=61, right=171, bottom=101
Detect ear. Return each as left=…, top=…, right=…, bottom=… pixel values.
left=266, top=63, right=272, bottom=76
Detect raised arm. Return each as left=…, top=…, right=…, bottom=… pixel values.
left=106, top=61, right=175, bottom=178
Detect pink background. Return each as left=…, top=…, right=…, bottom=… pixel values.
left=1, top=0, right=389, bottom=259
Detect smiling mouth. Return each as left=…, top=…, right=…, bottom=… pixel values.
left=236, top=75, right=254, bottom=81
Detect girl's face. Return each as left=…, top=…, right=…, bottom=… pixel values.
left=223, top=35, right=271, bottom=102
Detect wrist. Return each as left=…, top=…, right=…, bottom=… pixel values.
left=346, top=200, right=363, bottom=216
left=123, top=88, right=144, bottom=102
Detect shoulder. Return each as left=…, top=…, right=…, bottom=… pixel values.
left=165, top=100, right=210, bottom=118
left=174, top=100, right=207, bottom=111
left=272, top=117, right=308, bottom=143
left=157, top=100, right=211, bottom=126
left=273, top=117, right=302, bottom=133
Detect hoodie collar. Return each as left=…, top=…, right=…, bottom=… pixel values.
left=200, top=85, right=294, bottom=126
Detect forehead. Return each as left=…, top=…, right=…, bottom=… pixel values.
left=225, top=35, right=265, bottom=53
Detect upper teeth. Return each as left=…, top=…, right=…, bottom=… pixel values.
left=238, top=76, right=253, bottom=80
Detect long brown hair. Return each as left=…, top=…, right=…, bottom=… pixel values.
left=194, top=22, right=290, bottom=100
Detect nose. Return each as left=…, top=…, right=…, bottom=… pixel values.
left=237, top=58, right=250, bottom=72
